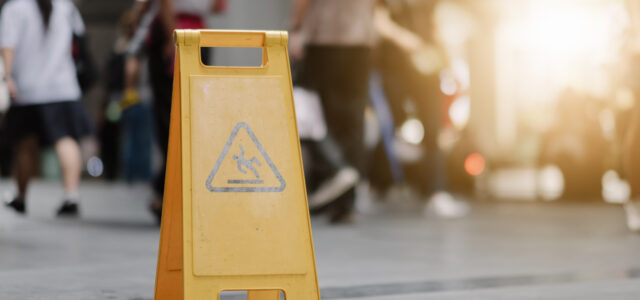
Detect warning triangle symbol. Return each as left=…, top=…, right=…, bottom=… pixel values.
left=205, top=122, right=286, bottom=192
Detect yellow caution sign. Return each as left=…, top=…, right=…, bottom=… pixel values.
left=154, top=30, right=321, bottom=299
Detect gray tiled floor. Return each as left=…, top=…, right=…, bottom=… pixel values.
left=1, top=180, right=639, bottom=299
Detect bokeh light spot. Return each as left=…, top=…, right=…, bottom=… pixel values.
left=87, top=156, right=104, bottom=177
left=464, top=152, right=485, bottom=176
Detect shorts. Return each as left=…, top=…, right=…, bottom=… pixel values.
left=5, top=100, right=94, bottom=146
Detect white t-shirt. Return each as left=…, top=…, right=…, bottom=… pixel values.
left=303, top=0, right=375, bottom=47
left=0, top=0, right=84, bottom=105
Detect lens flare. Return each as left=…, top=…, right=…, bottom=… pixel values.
left=87, top=156, right=104, bottom=177
left=464, top=152, right=485, bottom=176
left=449, top=95, right=470, bottom=130
left=400, top=118, right=425, bottom=145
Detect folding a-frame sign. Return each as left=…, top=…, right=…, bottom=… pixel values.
left=154, top=29, right=320, bottom=300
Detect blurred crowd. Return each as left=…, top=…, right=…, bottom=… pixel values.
left=1, top=0, right=640, bottom=230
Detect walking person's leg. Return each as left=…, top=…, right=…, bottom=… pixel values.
left=301, top=46, right=371, bottom=223
left=4, top=105, right=40, bottom=214
left=410, top=70, right=469, bottom=218
left=5, top=106, right=84, bottom=216
left=147, top=19, right=174, bottom=223
left=15, top=137, right=37, bottom=197
left=42, top=101, right=93, bottom=217
left=307, top=136, right=359, bottom=211
left=7, top=136, right=39, bottom=213
left=322, top=93, right=366, bottom=222
left=316, top=47, right=370, bottom=223
left=49, top=101, right=93, bottom=216
left=55, top=136, right=82, bottom=214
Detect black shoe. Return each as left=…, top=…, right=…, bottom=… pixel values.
left=56, top=200, right=78, bottom=217
left=329, top=207, right=355, bottom=225
left=5, top=197, right=26, bottom=214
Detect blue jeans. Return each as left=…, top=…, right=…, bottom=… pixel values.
left=121, top=104, right=153, bottom=182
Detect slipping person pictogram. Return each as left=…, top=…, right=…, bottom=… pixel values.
left=205, top=122, right=286, bottom=192
left=232, top=145, right=261, bottom=179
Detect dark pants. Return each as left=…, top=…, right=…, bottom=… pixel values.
left=301, top=45, right=371, bottom=215
left=377, top=43, right=446, bottom=197
left=148, top=20, right=210, bottom=198
left=121, top=104, right=153, bottom=182
left=148, top=20, right=174, bottom=198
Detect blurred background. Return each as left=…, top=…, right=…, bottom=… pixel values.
left=2, top=0, right=640, bottom=298
left=1, top=0, right=637, bottom=203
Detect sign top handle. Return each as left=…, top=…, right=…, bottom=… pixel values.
left=174, top=29, right=288, bottom=48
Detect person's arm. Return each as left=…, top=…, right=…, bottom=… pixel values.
left=120, top=56, right=141, bottom=110
left=210, top=0, right=227, bottom=14
left=130, top=0, right=152, bottom=26
left=124, top=56, right=139, bottom=90
left=0, top=3, right=19, bottom=100
left=289, top=0, right=311, bottom=60
left=159, top=0, right=176, bottom=58
left=159, top=0, right=175, bottom=37
left=291, top=0, right=310, bottom=31
left=374, top=4, right=445, bottom=75
left=373, top=4, right=424, bottom=53
left=1, top=48, right=16, bottom=99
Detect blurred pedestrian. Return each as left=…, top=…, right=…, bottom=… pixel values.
left=128, top=0, right=225, bottom=222
left=293, top=87, right=360, bottom=215
left=1, top=0, right=93, bottom=216
left=291, top=0, right=375, bottom=223
left=372, top=0, right=469, bottom=218
left=101, top=8, right=153, bottom=183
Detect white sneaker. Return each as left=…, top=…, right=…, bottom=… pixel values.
left=355, top=181, right=380, bottom=215
left=308, top=167, right=359, bottom=209
left=425, top=191, right=470, bottom=219
left=624, top=201, right=640, bottom=232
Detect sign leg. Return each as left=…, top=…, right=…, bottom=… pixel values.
left=154, top=50, right=184, bottom=300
